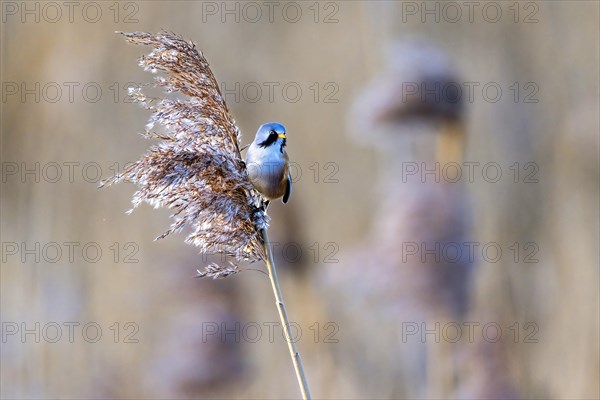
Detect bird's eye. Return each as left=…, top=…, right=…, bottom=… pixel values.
left=269, top=130, right=277, bottom=137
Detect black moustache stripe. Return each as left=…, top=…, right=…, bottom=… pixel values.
left=258, top=134, right=278, bottom=148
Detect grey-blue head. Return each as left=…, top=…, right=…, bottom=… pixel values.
left=255, top=122, right=286, bottom=149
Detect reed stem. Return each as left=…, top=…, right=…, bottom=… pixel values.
left=260, top=228, right=312, bottom=400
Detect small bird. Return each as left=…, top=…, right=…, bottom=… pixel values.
left=245, top=122, right=291, bottom=205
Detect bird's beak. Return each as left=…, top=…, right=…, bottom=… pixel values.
left=278, top=133, right=286, bottom=139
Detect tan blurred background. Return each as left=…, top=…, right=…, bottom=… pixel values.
left=1, top=1, right=598, bottom=399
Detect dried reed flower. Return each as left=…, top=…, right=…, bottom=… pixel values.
left=101, top=31, right=268, bottom=277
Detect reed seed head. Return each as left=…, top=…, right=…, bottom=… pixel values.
left=102, top=31, right=269, bottom=277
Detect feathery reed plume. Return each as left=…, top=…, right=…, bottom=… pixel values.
left=103, top=31, right=311, bottom=399
left=101, top=31, right=268, bottom=277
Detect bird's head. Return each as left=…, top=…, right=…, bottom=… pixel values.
left=255, top=122, right=286, bottom=151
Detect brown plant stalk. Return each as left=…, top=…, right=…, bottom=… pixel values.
left=102, top=31, right=311, bottom=399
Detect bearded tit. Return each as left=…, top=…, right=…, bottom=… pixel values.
left=245, top=122, right=291, bottom=205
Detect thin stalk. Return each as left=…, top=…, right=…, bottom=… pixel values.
left=260, top=228, right=312, bottom=400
